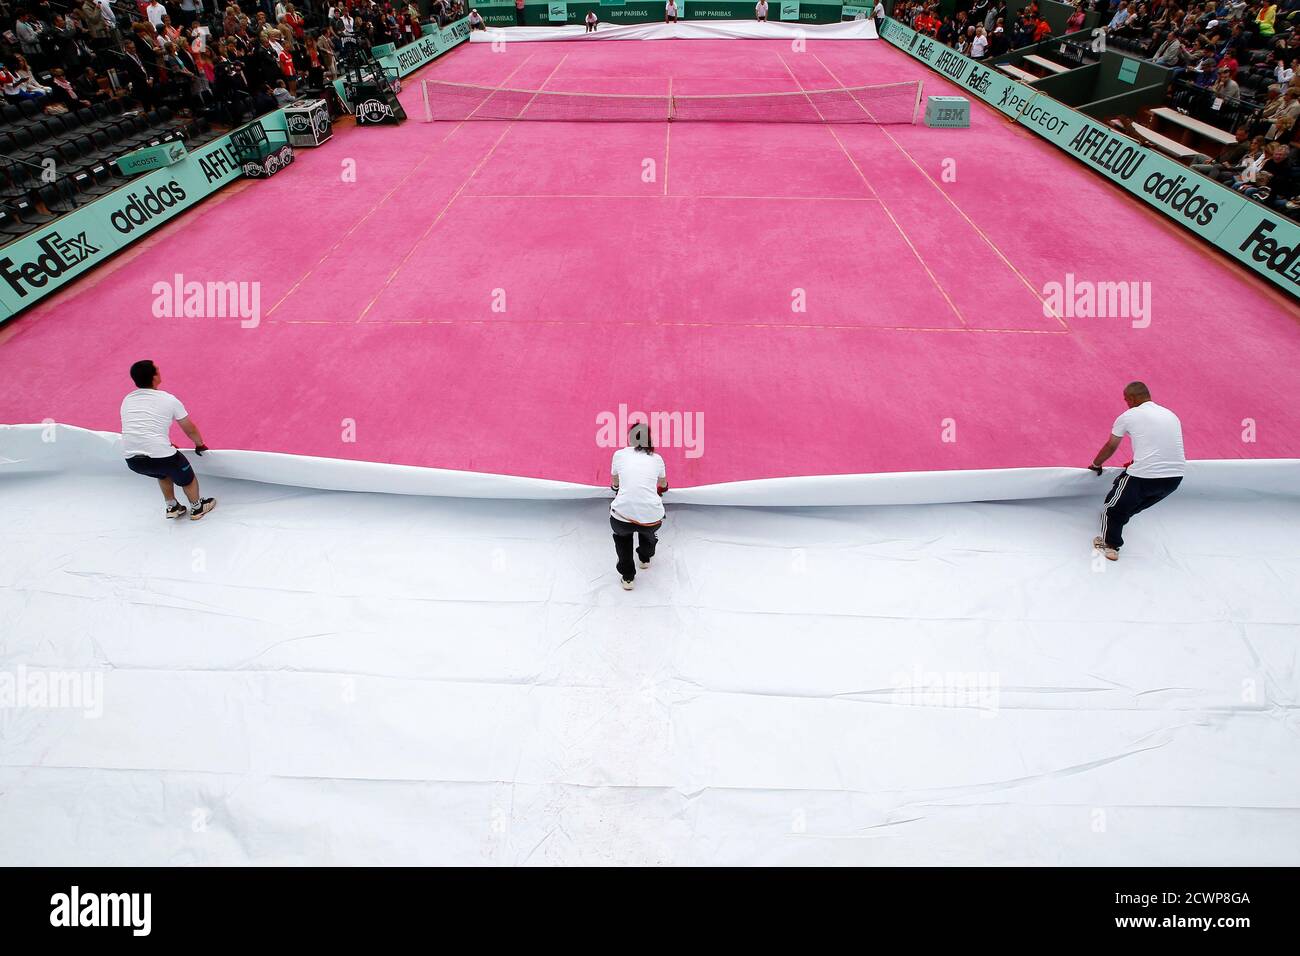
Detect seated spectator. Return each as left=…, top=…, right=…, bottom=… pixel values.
left=1211, top=65, right=1241, bottom=99
left=272, top=78, right=295, bottom=107
left=9, top=54, right=51, bottom=101
left=1228, top=137, right=1271, bottom=189
left=1067, top=0, right=1087, bottom=31
left=45, top=68, right=92, bottom=111
left=74, top=65, right=110, bottom=103
left=1191, top=127, right=1255, bottom=178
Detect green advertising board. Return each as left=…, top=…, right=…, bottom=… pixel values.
left=877, top=17, right=1300, bottom=298
left=477, top=0, right=846, bottom=23
left=336, top=18, right=471, bottom=109
left=0, top=111, right=290, bottom=321
left=114, top=140, right=189, bottom=177
left=842, top=4, right=868, bottom=17
left=549, top=1, right=569, bottom=19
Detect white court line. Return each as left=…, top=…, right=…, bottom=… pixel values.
left=355, top=54, right=571, bottom=323
left=812, top=51, right=1068, bottom=329
left=777, top=51, right=968, bottom=328
left=266, top=52, right=538, bottom=320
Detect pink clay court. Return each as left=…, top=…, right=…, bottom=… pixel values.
left=0, top=38, right=1296, bottom=486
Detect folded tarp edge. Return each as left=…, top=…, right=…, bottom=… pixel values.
left=2, top=424, right=1296, bottom=506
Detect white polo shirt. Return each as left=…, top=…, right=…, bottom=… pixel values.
left=1111, top=401, right=1185, bottom=479
left=121, top=388, right=187, bottom=459
left=611, top=447, right=666, bottom=524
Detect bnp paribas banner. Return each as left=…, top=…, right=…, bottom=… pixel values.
left=0, top=111, right=289, bottom=321
left=878, top=18, right=1300, bottom=297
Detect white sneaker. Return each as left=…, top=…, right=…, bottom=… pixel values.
left=638, top=560, right=650, bottom=570
left=621, top=578, right=634, bottom=590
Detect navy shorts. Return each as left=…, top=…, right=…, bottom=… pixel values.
left=126, top=451, right=195, bottom=485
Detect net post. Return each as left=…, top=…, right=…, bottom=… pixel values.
left=422, top=80, right=432, bottom=122
left=912, top=81, right=923, bottom=125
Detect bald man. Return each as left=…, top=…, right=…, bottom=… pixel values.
left=1087, top=382, right=1185, bottom=561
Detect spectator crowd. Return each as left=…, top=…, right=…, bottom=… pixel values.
left=0, top=0, right=467, bottom=126
left=888, top=0, right=1299, bottom=215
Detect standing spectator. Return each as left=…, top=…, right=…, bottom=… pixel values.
left=79, top=0, right=110, bottom=49
left=15, top=13, right=48, bottom=69
left=146, top=0, right=168, bottom=29
left=1258, top=0, right=1277, bottom=33
left=971, top=24, right=990, bottom=57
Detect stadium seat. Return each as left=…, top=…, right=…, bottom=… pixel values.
left=0, top=162, right=35, bottom=202
left=0, top=204, right=37, bottom=241
left=10, top=194, right=55, bottom=225
left=37, top=182, right=78, bottom=216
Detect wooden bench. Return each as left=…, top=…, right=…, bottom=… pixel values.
left=998, top=63, right=1040, bottom=83
left=1023, top=54, right=1072, bottom=75
left=1109, top=119, right=1203, bottom=161
left=1149, top=106, right=1238, bottom=146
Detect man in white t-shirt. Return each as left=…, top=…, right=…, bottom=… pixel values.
left=1088, top=381, right=1185, bottom=560
left=665, top=0, right=678, bottom=22
left=121, top=360, right=217, bottom=520
left=609, top=422, right=668, bottom=589
left=756, top=0, right=768, bottom=21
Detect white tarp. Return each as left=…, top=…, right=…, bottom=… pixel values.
left=5, top=424, right=1298, bottom=506
left=470, top=19, right=880, bottom=43
left=1, top=424, right=1298, bottom=865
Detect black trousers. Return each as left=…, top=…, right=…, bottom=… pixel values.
left=515, top=8, right=526, bottom=24
left=611, top=515, right=660, bottom=581
left=1100, top=473, right=1182, bottom=550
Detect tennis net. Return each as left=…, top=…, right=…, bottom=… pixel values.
left=420, top=79, right=923, bottom=124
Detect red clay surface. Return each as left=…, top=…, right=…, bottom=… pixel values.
left=1, top=37, right=1297, bottom=486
